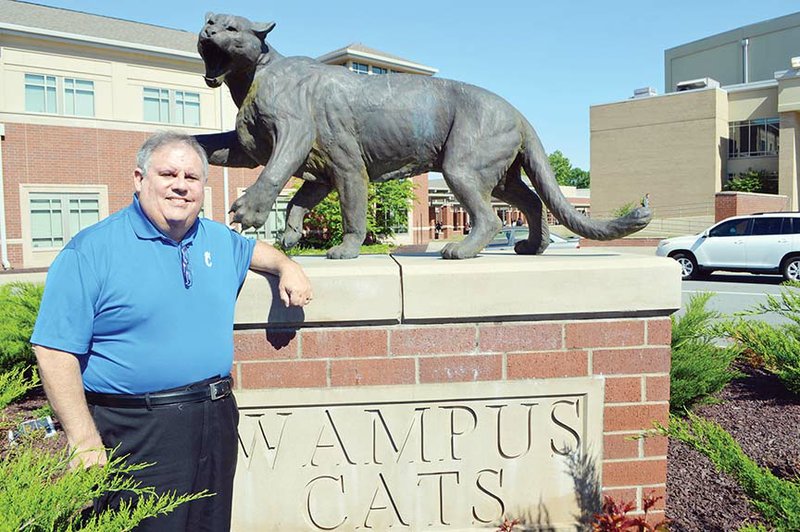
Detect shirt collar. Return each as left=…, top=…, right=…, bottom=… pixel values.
left=127, top=193, right=198, bottom=245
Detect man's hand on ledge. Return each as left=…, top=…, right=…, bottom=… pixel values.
left=249, top=241, right=313, bottom=307
left=278, top=259, right=313, bottom=308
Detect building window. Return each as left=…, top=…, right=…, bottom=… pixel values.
left=25, top=74, right=95, bottom=116
left=175, top=91, right=201, bottom=126
left=144, top=87, right=200, bottom=126
left=729, top=118, right=780, bottom=158
left=29, top=193, right=100, bottom=249
left=64, top=78, right=95, bottom=117
left=352, top=62, right=369, bottom=75
left=143, top=88, right=171, bottom=123
left=25, top=74, right=57, bottom=114
left=372, top=66, right=388, bottom=74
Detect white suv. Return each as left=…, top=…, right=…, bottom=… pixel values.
left=656, top=212, right=800, bottom=281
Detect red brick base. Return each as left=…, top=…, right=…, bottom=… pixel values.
left=233, top=316, right=671, bottom=521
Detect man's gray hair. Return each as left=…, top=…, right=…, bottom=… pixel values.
left=136, top=131, right=209, bottom=179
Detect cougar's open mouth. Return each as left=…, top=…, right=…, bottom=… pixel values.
left=199, top=38, right=230, bottom=88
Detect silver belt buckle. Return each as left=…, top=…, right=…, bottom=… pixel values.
left=209, top=379, right=231, bottom=401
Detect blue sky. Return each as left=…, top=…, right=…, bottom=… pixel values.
left=30, top=0, right=800, bottom=170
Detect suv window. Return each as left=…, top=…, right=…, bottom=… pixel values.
left=752, top=217, right=783, bottom=236
left=709, top=218, right=750, bottom=237
left=782, top=218, right=800, bottom=235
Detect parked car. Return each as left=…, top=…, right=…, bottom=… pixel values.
left=486, top=227, right=581, bottom=250
left=655, top=212, right=800, bottom=281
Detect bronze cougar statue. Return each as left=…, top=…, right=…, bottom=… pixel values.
left=195, top=13, right=651, bottom=259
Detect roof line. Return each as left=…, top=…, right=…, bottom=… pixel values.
left=317, top=46, right=438, bottom=74
left=0, top=21, right=200, bottom=60
left=10, top=0, right=196, bottom=35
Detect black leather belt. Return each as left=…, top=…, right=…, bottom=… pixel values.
left=85, top=376, right=232, bottom=408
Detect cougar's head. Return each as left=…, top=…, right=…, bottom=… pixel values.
left=198, top=13, right=275, bottom=88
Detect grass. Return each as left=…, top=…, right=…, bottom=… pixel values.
left=282, top=243, right=397, bottom=256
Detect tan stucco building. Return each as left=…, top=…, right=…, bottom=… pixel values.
left=591, top=11, right=800, bottom=234
left=0, top=0, right=436, bottom=269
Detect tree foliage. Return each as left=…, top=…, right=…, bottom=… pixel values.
left=300, top=180, right=416, bottom=248
left=0, top=283, right=44, bottom=372
left=724, top=169, right=763, bottom=193
left=547, top=150, right=591, bottom=189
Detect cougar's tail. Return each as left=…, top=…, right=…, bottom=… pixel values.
left=520, top=121, right=651, bottom=241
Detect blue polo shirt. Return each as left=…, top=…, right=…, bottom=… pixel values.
left=31, top=195, right=256, bottom=394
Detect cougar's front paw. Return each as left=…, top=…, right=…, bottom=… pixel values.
left=441, top=242, right=479, bottom=260
left=230, top=187, right=270, bottom=229
left=326, top=243, right=360, bottom=260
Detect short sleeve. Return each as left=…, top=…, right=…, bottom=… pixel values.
left=31, top=247, right=101, bottom=355
left=229, top=229, right=256, bottom=287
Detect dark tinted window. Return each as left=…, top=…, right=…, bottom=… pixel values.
left=752, top=218, right=783, bottom=235
left=782, top=218, right=800, bottom=234
left=709, top=219, right=750, bottom=237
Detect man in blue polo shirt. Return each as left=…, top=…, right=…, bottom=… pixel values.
left=32, top=131, right=312, bottom=531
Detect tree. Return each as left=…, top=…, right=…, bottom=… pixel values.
left=299, top=180, right=416, bottom=248
left=568, top=167, right=590, bottom=189
left=547, top=150, right=590, bottom=189
left=548, top=150, right=573, bottom=186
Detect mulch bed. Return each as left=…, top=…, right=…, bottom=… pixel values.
left=666, top=364, right=800, bottom=531
left=0, top=387, right=66, bottom=456
left=3, top=367, right=799, bottom=530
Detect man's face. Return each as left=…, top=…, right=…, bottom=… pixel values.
left=134, top=142, right=206, bottom=241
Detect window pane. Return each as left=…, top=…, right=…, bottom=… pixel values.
left=64, top=78, right=94, bottom=117
left=25, top=85, right=46, bottom=113
left=25, top=74, right=58, bottom=113
left=728, top=119, right=779, bottom=158
left=30, top=197, right=63, bottom=248
left=144, top=87, right=169, bottom=122
left=710, top=219, right=748, bottom=237
left=752, top=218, right=782, bottom=235
left=75, top=89, right=94, bottom=117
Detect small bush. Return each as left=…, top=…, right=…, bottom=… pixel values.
left=592, top=492, right=668, bottom=531
left=724, top=170, right=763, bottom=193
left=0, top=443, right=210, bottom=531
left=0, top=282, right=44, bottom=372
left=663, top=413, right=800, bottom=530
left=611, top=201, right=637, bottom=219
left=720, top=281, right=800, bottom=394
left=670, top=293, right=742, bottom=413
left=0, top=366, right=39, bottom=410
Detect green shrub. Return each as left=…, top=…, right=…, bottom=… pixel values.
left=724, top=170, right=763, bottom=193
left=0, top=282, right=44, bottom=372
left=670, top=293, right=742, bottom=413
left=663, top=413, right=800, bottom=530
left=0, top=366, right=39, bottom=410
left=0, top=443, right=210, bottom=531
left=720, top=281, right=800, bottom=394
left=610, top=201, right=636, bottom=219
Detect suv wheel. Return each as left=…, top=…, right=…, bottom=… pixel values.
left=782, top=256, right=800, bottom=282
left=672, top=252, right=698, bottom=280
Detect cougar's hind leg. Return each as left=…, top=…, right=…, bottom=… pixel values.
left=439, top=167, right=502, bottom=259
left=282, top=181, right=332, bottom=249
left=327, top=166, right=369, bottom=260
left=493, top=169, right=549, bottom=255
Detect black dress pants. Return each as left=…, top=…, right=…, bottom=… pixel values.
left=90, top=392, right=239, bottom=531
